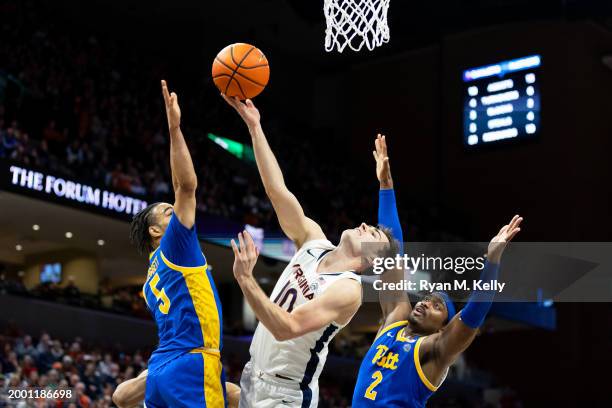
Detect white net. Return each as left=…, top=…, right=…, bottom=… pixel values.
left=324, top=0, right=390, bottom=53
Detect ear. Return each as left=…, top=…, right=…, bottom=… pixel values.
left=149, top=225, right=162, bottom=240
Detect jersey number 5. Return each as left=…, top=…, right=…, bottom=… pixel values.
left=364, top=371, right=383, bottom=401
left=149, top=274, right=171, bottom=314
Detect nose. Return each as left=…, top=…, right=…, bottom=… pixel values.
left=360, top=223, right=367, bottom=231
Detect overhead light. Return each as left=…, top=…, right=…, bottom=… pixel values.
left=65, top=232, right=73, bottom=239
left=97, top=239, right=105, bottom=246
left=32, top=224, right=40, bottom=231
left=15, top=244, right=23, bottom=251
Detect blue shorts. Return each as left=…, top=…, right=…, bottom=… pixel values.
left=145, top=351, right=226, bottom=408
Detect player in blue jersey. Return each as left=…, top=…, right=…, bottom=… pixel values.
left=352, top=135, right=523, bottom=407
left=127, top=80, right=226, bottom=408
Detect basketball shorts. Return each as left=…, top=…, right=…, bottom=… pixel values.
left=145, top=350, right=226, bottom=408
left=239, top=361, right=318, bottom=408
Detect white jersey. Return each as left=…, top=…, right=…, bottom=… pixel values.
left=247, top=239, right=361, bottom=394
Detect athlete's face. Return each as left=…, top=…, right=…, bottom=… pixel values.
left=148, top=202, right=174, bottom=242
left=340, top=223, right=389, bottom=261
left=407, top=294, right=448, bottom=334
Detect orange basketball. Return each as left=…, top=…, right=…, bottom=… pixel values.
left=212, top=43, right=270, bottom=100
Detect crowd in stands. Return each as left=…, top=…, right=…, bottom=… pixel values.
left=0, top=327, right=146, bottom=407
left=0, top=0, right=465, bottom=244
left=0, top=327, right=357, bottom=408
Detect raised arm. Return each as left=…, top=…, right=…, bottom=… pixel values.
left=373, top=135, right=411, bottom=329
left=423, top=215, right=523, bottom=376
left=222, top=96, right=324, bottom=249
left=162, top=80, right=197, bottom=228
left=231, top=231, right=360, bottom=341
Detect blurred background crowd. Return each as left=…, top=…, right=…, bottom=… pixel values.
left=0, top=0, right=462, bottom=244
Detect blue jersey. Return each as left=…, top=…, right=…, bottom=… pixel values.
left=352, top=321, right=443, bottom=408
left=143, top=214, right=223, bottom=372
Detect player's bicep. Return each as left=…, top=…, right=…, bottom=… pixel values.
left=269, top=188, right=325, bottom=246
left=433, top=315, right=478, bottom=366
left=290, top=279, right=361, bottom=336
left=173, top=187, right=196, bottom=229
left=379, top=302, right=412, bottom=334
left=378, top=267, right=411, bottom=324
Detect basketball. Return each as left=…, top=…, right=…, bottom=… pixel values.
left=212, top=43, right=270, bottom=100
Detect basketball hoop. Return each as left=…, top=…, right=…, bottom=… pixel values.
left=324, top=0, right=390, bottom=53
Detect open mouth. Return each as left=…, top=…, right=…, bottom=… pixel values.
left=414, top=305, right=426, bottom=317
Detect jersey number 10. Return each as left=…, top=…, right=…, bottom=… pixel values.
left=273, top=281, right=297, bottom=312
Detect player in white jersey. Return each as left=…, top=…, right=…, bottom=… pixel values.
left=224, top=95, right=399, bottom=408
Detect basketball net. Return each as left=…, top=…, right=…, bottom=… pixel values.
left=324, top=0, right=390, bottom=53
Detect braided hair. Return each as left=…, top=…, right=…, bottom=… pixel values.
left=129, top=202, right=162, bottom=255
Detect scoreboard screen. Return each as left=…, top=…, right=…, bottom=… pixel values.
left=463, top=55, right=541, bottom=147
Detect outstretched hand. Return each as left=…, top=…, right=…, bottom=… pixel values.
left=373, top=134, right=392, bottom=189
left=487, top=215, right=523, bottom=264
left=221, top=94, right=261, bottom=129
left=231, top=230, right=260, bottom=282
left=161, top=80, right=181, bottom=131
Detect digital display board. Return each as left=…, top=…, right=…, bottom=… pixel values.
left=463, top=55, right=541, bottom=147
left=40, top=263, right=62, bottom=284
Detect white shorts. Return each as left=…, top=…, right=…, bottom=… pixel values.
left=238, top=361, right=319, bottom=408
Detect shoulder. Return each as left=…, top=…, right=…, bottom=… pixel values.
left=168, top=213, right=196, bottom=234
left=325, top=278, right=362, bottom=306
left=295, top=239, right=335, bottom=255
left=375, top=320, right=409, bottom=341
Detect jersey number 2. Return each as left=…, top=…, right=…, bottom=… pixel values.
left=364, top=371, right=383, bottom=401
left=149, top=274, right=171, bottom=314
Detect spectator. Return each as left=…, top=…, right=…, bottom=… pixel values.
left=1, top=126, right=18, bottom=158
left=63, top=276, right=81, bottom=300
left=81, top=362, right=102, bottom=399
left=15, top=335, right=36, bottom=359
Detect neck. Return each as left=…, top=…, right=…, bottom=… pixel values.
left=403, top=320, right=433, bottom=337
left=317, top=245, right=361, bottom=273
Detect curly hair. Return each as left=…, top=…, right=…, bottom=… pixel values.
left=129, top=202, right=162, bottom=255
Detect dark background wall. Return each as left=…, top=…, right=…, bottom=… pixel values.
left=315, top=21, right=612, bottom=243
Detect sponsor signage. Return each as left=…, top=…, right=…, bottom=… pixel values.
left=1, top=161, right=148, bottom=220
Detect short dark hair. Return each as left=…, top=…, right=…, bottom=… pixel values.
left=377, top=225, right=401, bottom=259
left=129, top=202, right=162, bottom=255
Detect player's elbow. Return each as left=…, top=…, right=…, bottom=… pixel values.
left=175, top=180, right=197, bottom=194
left=272, top=320, right=301, bottom=341
left=263, top=185, right=283, bottom=201
left=111, top=385, right=129, bottom=408
left=272, top=328, right=296, bottom=342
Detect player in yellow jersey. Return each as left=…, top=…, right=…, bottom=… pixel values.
left=127, top=80, right=226, bottom=407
